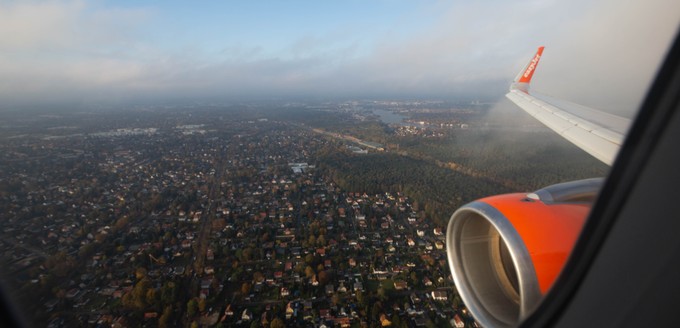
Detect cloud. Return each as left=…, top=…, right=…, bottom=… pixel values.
left=0, top=0, right=677, bottom=109
left=0, top=0, right=149, bottom=52
left=531, top=0, right=680, bottom=116
left=0, top=1, right=83, bottom=50
left=0, top=1, right=152, bottom=104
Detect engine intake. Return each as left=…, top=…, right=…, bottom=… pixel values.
left=446, top=178, right=603, bottom=327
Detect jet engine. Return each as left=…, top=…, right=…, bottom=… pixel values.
left=446, top=178, right=603, bottom=327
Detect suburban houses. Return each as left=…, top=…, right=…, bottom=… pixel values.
left=0, top=107, right=475, bottom=327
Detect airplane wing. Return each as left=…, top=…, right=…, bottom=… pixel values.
left=505, top=47, right=632, bottom=165
left=446, top=41, right=679, bottom=328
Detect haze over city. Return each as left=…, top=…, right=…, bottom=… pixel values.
left=1, top=0, right=678, bottom=115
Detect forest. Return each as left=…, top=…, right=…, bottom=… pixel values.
left=318, top=151, right=511, bottom=228
left=305, top=103, right=610, bottom=227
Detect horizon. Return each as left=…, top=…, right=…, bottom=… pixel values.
left=1, top=0, right=678, bottom=117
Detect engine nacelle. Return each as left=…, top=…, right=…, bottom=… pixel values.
left=446, top=178, right=603, bottom=327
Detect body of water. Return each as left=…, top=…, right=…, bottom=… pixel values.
left=373, top=109, right=408, bottom=125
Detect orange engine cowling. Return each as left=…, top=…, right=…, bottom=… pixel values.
left=446, top=178, right=603, bottom=328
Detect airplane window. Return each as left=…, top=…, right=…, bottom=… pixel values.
left=0, top=1, right=677, bottom=327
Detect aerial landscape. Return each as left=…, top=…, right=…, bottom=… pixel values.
left=0, top=100, right=607, bottom=327
left=1, top=0, right=677, bottom=327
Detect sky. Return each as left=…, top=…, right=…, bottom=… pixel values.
left=0, top=0, right=678, bottom=114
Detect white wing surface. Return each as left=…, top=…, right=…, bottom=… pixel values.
left=506, top=47, right=631, bottom=166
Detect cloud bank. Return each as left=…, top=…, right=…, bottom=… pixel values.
left=0, top=0, right=677, bottom=112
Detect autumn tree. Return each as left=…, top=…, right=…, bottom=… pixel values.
left=253, top=271, right=265, bottom=284
left=316, top=234, right=326, bottom=247
left=304, top=266, right=315, bottom=279
left=135, top=267, right=148, bottom=280
left=198, top=298, right=207, bottom=313
left=146, top=288, right=157, bottom=306
left=122, top=277, right=151, bottom=309
left=241, top=282, right=252, bottom=295
left=158, top=305, right=173, bottom=328
left=331, top=294, right=341, bottom=306
left=270, top=317, right=285, bottom=328
left=304, top=253, right=315, bottom=265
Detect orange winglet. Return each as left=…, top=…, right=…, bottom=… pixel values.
left=518, top=46, right=545, bottom=84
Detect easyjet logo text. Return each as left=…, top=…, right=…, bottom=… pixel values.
left=523, top=54, right=541, bottom=78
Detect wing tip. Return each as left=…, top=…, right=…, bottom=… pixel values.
left=511, top=46, right=545, bottom=93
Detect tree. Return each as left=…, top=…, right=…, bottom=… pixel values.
left=377, top=287, right=387, bottom=301
left=146, top=288, right=157, bottom=307
left=318, top=270, right=329, bottom=285
left=78, top=243, right=94, bottom=258
left=161, top=282, right=177, bottom=305
left=121, top=292, right=133, bottom=308
left=113, top=216, right=129, bottom=231
left=295, top=262, right=306, bottom=274
left=241, top=282, right=251, bottom=295
left=122, top=277, right=150, bottom=309
left=317, top=234, right=326, bottom=247
left=304, top=253, right=315, bottom=265
left=198, top=298, right=207, bottom=312
left=392, top=314, right=402, bottom=327
left=304, top=266, right=315, bottom=279
left=158, top=305, right=173, bottom=328
left=331, top=294, right=341, bottom=306
left=410, top=272, right=419, bottom=287
left=253, top=271, right=265, bottom=284
left=270, top=317, right=285, bottom=328
left=452, top=294, right=463, bottom=308
left=135, top=267, right=148, bottom=280
left=43, top=251, right=75, bottom=278
left=187, top=299, right=198, bottom=318
left=242, top=247, right=253, bottom=261
left=371, top=301, right=383, bottom=321
left=356, top=290, right=366, bottom=307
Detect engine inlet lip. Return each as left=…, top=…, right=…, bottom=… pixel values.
left=447, top=201, right=543, bottom=328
